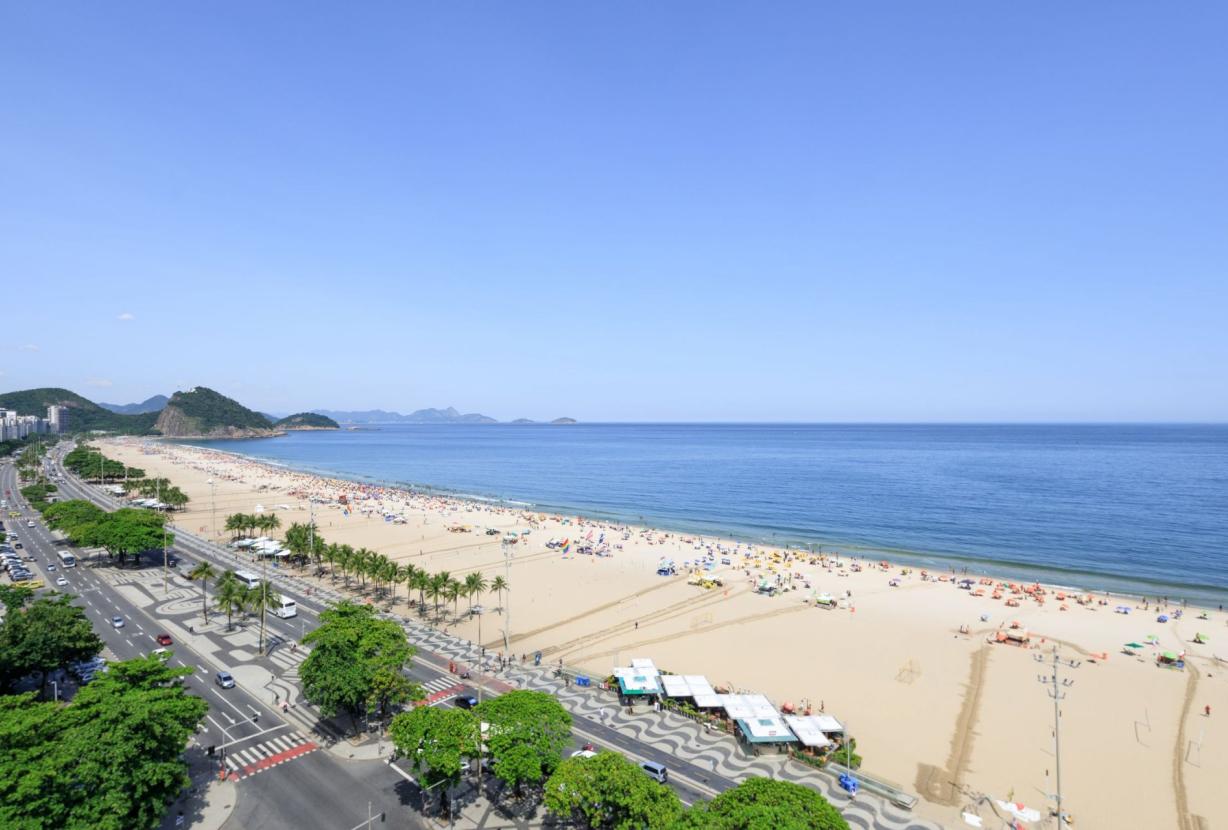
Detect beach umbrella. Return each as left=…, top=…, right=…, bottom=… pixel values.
left=1125, top=642, right=1144, bottom=649
left=1162, top=651, right=1179, bottom=660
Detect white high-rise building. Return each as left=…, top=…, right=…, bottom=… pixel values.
left=47, top=405, right=67, bottom=433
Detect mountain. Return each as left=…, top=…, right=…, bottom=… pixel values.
left=275, top=412, right=340, bottom=430
left=0, top=387, right=158, bottom=434
left=551, top=417, right=578, bottom=425
left=154, top=387, right=277, bottom=438
left=98, top=394, right=169, bottom=415
left=312, top=406, right=498, bottom=424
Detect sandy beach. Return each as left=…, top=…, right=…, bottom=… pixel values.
left=100, top=438, right=1228, bottom=829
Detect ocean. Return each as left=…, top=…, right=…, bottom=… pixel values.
left=196, top=423, right=1228, bottom=604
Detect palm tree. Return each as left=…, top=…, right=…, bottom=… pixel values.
left=338, top=544, right=355, bottom=587
left=411, top=567, right=430, bottom=611
left=322, top=542, right=339, bottom=581
left=262, top=513, right=282, bottom=536
left=396, top=564, right=415, bottom=606
left=350, top=547, right=368, bottom=589
left=427, top=572, right=449, bottom=619
left=188, top=561, right=217, bottom=624
left=225, top=513, right=245, bottom=540
left=446, top=578, right=462, bottom=616
left=464, top=572, right=488, bottom=611
left=214, top=572, right=244, bottom=631
left=379, top=559, right=398, bottom=603
left=245, top=580, right=281, bottom=656
left=491, top=575, right=508, bottom=613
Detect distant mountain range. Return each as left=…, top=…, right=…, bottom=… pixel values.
left=98, top=394, right=169, bottom=415
left=2, top=385, right=575, bottom=433
left=312, top=407, right=498, bottom=424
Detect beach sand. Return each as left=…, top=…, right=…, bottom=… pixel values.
left=100, top=438, right=1228, bottom=828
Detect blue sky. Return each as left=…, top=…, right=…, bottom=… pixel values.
left=2, top=3, right=1225, bottom=421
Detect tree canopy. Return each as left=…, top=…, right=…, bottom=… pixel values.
left=475, top=690, right=572, bottom=793
left=543, top=751, right=683, bottom=830
left=300, top=601, right=421, bottom=731
left=0, top=655, right=207, bottom=829
left=677, top=778, right=851, bottom=830
left=388, top=705, right=479, bottom=789
left=0, top=591, right=103, bottom=693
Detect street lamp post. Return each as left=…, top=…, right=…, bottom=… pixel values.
left=501, top=539, right=511, bottom=655
left=207, top=479, right=217, bottom=540
left=1036, top=647, right=1080, bottom=828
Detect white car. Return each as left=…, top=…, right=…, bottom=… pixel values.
left=55, top=577, right=68, bottom=587
left=26, top=521, right=35, bottom=528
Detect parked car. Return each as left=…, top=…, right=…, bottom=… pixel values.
left=215, top=671, right=235, bottom=689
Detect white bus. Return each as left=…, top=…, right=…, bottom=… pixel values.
left=233, top=570, right=261, bottom=589
left=272, top=597, right=297, bottom=619
left=57, top=550, right=76, bottom=568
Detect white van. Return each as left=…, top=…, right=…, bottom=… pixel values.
left=272, top=597, right=297, bottom=619
left=233, top=570, right=261, bottom=589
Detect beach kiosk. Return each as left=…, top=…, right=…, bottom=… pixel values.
left=614, top=658, right=662, bottom=706
left=782, top=715, right=835, bottom=752
left=721, top=694, right=797, bottom=755
left=659, top=674, right=717, bottom=705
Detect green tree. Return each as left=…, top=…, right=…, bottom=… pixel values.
left=543, top=751, right=683, bottom=829
left=681, top=777, right=850, bottom=830
left=188, top=561, right=217, bottom=624
left=428, top=572, right=449, bottom=619
left=446, top=579, right=462, bottom=616
left=0, top=593, right=104, bottom=694
left=475, top=690, right=572, bottom=795
left=0, top=654, right=207, bottom=830
left=95, top=508, right=171, bottom=569
left=389, top=705, right=479, bottom=791
left=300, top=601, right=421, bottom=734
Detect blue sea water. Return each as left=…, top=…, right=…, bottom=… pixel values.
left=197, top=424, right=1228, bottom=603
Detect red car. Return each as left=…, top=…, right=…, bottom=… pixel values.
left=155, top=633, right=173, bottom=646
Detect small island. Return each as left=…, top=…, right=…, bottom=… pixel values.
left=275, top=412, right=341, bottom=430
left=550, top=417, right=577, bottom=425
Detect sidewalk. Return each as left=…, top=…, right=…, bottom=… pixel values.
left=159, top=746, right=237, bottom=830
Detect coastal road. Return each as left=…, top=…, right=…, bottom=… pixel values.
left=4, top=459, right=422, bottom=830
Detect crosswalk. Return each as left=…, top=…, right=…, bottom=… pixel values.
left=420, top=675, right=457, bottom=695
left=223, top=731, right=318, bottom=779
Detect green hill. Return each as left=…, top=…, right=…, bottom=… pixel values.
left=275, top=412, right=340, bottom=430
left=0, top=387, right=158, bottom=434
left=154, top=387, right=275, bottom=438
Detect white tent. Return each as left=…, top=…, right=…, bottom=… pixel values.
left=782, top=715, right=835, bottom=748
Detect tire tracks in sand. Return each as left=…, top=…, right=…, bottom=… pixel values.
left=1173, top=662, right=1199, bottom=830
left=506, top=577, right=682, bottom=646
left=917, top=644, right=990, bottom=807
left=542, top=586, right=751, bottom=660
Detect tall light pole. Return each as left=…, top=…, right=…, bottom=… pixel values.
left=1036, top=647, right=1080, bottom=828
left=501, top=538, right=512, bottom=656
left=207, top=479, right=217, bottom=540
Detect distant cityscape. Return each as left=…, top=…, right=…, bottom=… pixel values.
left=0, top=405, right=67, bottom=440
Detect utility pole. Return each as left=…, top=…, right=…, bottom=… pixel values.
left=502, top=538, right=511, bottom=655
left=159, top=478, right=168, bottom=595
left=1036, top=647, right=1080, bottom=828
left=207, top=479, right=217, bottom=540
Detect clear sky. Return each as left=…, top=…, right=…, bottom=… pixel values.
left=2, top=3, right=1225, bottom=422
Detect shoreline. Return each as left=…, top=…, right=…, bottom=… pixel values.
left=175, top=438, right=1228, bottom=607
